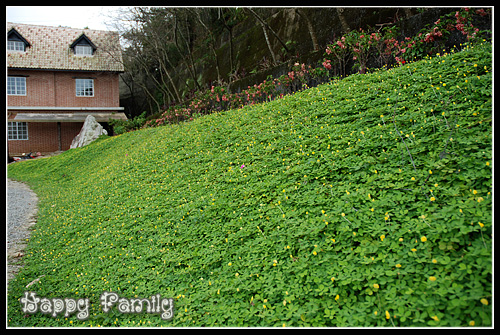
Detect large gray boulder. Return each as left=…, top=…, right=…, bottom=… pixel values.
left=70, top=115, right=108, bottom=149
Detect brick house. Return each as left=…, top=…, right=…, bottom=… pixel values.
left=7, top=22, right=127, bottom=156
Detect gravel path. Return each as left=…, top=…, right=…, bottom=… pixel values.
left=7, top=178, right=39, bottom=282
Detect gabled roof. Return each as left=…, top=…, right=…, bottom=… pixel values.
left=7, top=28, right=31, bottom=47
left=70, top=34, right=97, bottom=51
left=7, top=22, right=124, bottom=72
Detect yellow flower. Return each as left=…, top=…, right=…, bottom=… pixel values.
left=411, top=177, right=415, bottom=181
left=385, top=310, right=390, bottom=319
left=432, top=259, right=437, bottom=264
left=429, top=276, right=437, bottom=281
left=313, top=251, right=317, bottom=255
left=411, top=248, right=417, bottom=252
left=399, top=237, right=403, bottom=242
left=430, top=197, right=436, bottom=201
left=421, top=236, right=427, bottom=242
left=396, top=264, right=402, bottom=268
left=477, top=197, right=484, bottom=203
left=472, top=190, right=478, bottom=195
left=469, top=321, right=475, bottom=326
left=480, top=298, right=489, bottom=305
left=431, top=315, right=439, bottom=321
left=341, top=213, right=345, bottom=217
left=335, top=294, right=339, bottom=301
left=373, top=283, right=379, bottom=289
left=429, top=170, right=433, bottom=174
left=380, top=235, right=385, bottom=241
left=228, top=262, right=232, bottom=266
left=478, top=222, right=484, bottom=228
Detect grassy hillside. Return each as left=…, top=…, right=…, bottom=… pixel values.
left=7, top=42, right=492, bottom=327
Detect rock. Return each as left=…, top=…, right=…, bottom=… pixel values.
left=70, top=115, right=108, bottom=149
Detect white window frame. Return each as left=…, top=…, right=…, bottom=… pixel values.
left=7, top=40, right=25, bottom=52
left=75, top=79, right=94, bottom=97
left=8, top=122, right=28, bottom=140
left=74, top=45, right=93, bottom=56
left=7, top=77, right=26, bottom=95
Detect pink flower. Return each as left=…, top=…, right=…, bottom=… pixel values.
left=476, top=8, right=487, bottom=16
left=240, top=164, right=245, bottom=169
left=326, top=47, right=332, bottom=55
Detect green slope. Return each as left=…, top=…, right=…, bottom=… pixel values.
left=8, top=42, right=492, bottom=327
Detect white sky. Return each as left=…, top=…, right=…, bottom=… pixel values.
left=6, top=6, right=127, bottom=31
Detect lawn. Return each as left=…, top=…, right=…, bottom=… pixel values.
left=7, top=42, right=492, bottom=327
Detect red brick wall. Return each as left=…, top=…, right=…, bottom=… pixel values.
left=8, top=70, right=120, bottom=108
left=8, top=122, right=84, bottom=155
left=7, top=69, right=119, bottom=155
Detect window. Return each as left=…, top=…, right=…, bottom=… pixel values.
left=70, top=34, right=96, bottom=56
left=7, top=77, right=26, bottom=95
left=8, top=122, right=28, bottom=140
left=7, top=40, right=25, bottom=52
left=75, top=79, right=94, bottom=97
left=74, top=45, right=93, bottom=56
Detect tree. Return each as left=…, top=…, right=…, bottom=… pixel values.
left=186, top=8, right=223, bottom=85
left=296, top=8, right=319, bottom=51
left=246, top=8, right=289, bottom=66
left=170, top=8, right=202, bottom=90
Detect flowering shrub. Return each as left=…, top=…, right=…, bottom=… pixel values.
left=346, top=28, right=375, bottom=73
left=140, top=7, right=490, bottom=130
left=324, top=35, right=351, bottom=77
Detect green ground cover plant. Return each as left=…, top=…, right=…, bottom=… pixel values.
left=7, top=41, right=492, bottom=327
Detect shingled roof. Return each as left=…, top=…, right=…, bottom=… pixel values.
left=7, top=22, right=124, bottom=72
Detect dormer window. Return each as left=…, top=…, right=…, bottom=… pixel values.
left=75, top=45, right=93, bottom=56
left=70, top=34, right=96, bottom=57
left=7, top=28, right=30, bottom=52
